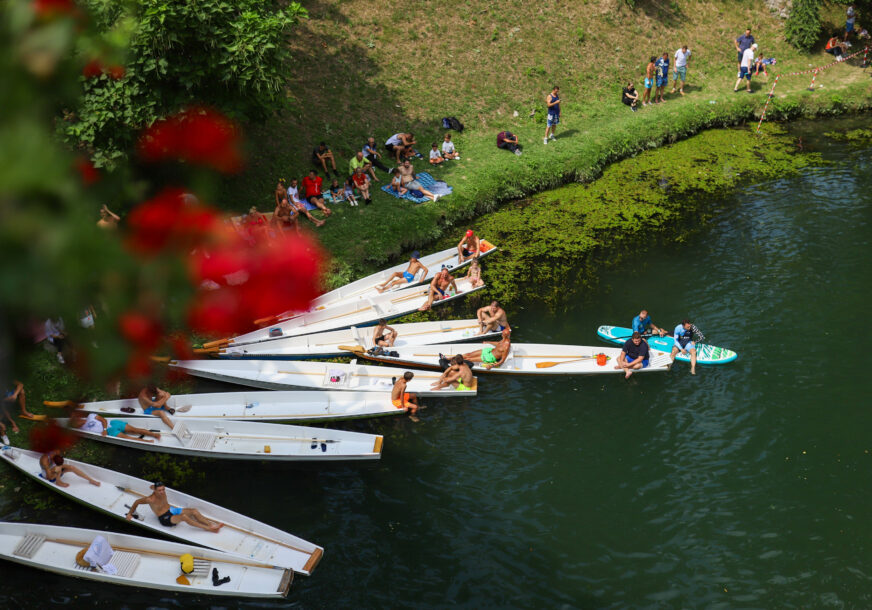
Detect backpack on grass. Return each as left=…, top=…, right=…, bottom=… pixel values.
left=441, top=117, right=464, bottom=132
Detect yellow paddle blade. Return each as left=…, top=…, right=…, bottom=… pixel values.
left=44, top=400, right=77, bottom=408
left=534, top=361, right=562, bottom=369
left=338, top=345, right=365, bottom=355
left=201, top=338, right=231, bottom=349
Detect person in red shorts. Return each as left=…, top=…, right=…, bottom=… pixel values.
left=301, top=170, right=332, bottom=218
left=351, top=167, right=372, bottom=205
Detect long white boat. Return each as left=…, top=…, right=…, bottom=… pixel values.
left=207, top=277, right=486, bottom=348
left=168, top=358, right=478, bottom=396
left=0, top=447, right=322, bottom=574
left=60, top=417, right=384, bottom=462
left=260, top=242, right=498, bottom=324
left=200, top=319, right=499, bottom=359
left=59, top=391, right=404, bottom=423
left=342, top=342, right=673, bottom=375
left=0, top=522, right=292, bottom=598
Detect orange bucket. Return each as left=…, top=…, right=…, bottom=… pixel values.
left=596, top=353, right=607, bottom=366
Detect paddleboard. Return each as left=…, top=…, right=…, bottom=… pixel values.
left=596, top=325, right=737, bottom=365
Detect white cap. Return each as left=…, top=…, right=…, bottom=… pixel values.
left=751, top=43, right=758, bottom=49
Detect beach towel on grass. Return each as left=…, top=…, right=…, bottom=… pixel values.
left=380, top=172, right=452, bottom=204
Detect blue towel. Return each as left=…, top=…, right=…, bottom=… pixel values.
left=380, top=172, right=452, bottom=204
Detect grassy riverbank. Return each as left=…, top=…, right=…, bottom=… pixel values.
left=217, top=0, right=872, bottom=284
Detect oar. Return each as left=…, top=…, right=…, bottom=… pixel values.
left=535, top=355, right=609, bottom=369
left=202, top=338, right=231, bottom=349
left=44, top=400, right=79, bottom=408
left=276, top=369, right=446, bottom=380
left=339, top=345, right=366, bottom=355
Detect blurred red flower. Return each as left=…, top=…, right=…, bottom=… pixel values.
left=82, top=59, right=104, bottom=79
left=125, top=188, right=221, bottom=255
left=125, top=350, right=154, bottom=381
left=74, top=156, right=100, bottom=185
left=33, top=0, right=75, bottom=18
left=106, top=65, right=126, bottom=80
left=119, top=311, right=163, bottom=352
left=29, top=420, right=77, bottom=454
left=138, top=107, right=243, bottom=173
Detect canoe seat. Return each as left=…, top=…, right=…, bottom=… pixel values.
left=13, top=534, right=45, bottom=559
left=172, top=422, right=216, bottom=450
left=110, top=551, right=141, bottom=578
left=189, top=558, right=212, bottom=578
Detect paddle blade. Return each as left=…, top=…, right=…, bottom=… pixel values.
left=175, top=404, right=193, bottom=413
left=338, top=345, right=365, bottom=355
left=202, top=338, right=231, bottom=349
left=535, top=361, right=560, bottom=369
left=43, top=400, right=77, bottom=408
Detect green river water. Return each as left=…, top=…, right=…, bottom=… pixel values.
left=2, top=118, right=870, bottom=608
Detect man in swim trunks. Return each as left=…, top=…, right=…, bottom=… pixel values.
left=302, top=170, right=333, bottom=218
left=372, top=319, right=398, bottom=347
left=391, top=372, right=420, bottom=419
left=375, top=251, right=429, bottom=293
left=632, top=310, right=667, bottom=337
left=671, top=318, right=700, bottom=375
left=4, top=380, right=35, bottom=426
left=615, top=331, right=650, bottom=379
left=418, top=267, right=458, bottom=311
left=70, top=410, right=162, bottom=443
left=463, top=328, right=511, bottom=370
left=431, top=355, right=474, bottom=391
left=457, top=229, right=481, bottom=264
left=39, top=452, right=101, bottom=488
left=138, top=385, right=175, bottom=427
left=642, top=56, right=656, bottom=106
left=477, top=301, right=510, bottom=335
left=126, top=481, right=223, bottom=532
left=272, top=197, right=299, bottom=234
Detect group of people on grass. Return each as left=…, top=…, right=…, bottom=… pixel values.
left=622, top=45, right=692, bottom=111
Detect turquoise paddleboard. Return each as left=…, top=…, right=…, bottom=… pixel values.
left=596, top=325, right=738, bottom=365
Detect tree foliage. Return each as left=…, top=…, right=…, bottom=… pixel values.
left=785, top=0, right=822, bottom=52
left=66, top=0, right=307, bottom=167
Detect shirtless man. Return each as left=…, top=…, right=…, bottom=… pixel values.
left=463, top=328, right=512, bottom=370
left=4, top=380, right=35, bottom=422
left=457, top=229, right=481, bottom=264
left=273, top=197, right=299, bottom=233
left=137, top=385, right=174, bottom=427
left=376, top=251, right=429, bottom=292
left=126, top=481, right=223, bottom=532
left=431, top=355, right=475, bottom=391
left=372, top=319, right=398, bottom=347
left=418, top=267, right=458, bottom=311
left=391, top=372, right=420, bottom=419
left=477, top=301, right=510, bottom=335
left=39, top=452, right=101, bottom=488
left=274, top=179, right=288, bottom=208
left=287, top=178, right=325, bottom=227
left=70, top=410, right=162, bottom=443
left=97, top=205, right=121, bottom=229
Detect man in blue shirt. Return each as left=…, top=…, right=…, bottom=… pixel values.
left=632, top=309, right=667, bottom=337
left=655, top=52, right=669, bottom=103
left=734, top=28, right=755, bottom=72
left=616, top=331, right=650, bottom=378
left=671, top=318, right=699, bottom=375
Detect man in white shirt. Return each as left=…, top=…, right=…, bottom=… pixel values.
left=733, top=43, right=757, bottom=93
left=671, top=45, right=691, bottom=95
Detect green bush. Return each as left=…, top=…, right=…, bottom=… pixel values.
left=785, top=0, right=821, bottom=51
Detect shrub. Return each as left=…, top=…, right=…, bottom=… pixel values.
left=785, top=0, right=822, bottom=51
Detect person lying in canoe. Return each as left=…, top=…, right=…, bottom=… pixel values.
left=70, top=410, right=162, bottom=443
left=457, top=229, right=480, bottom=264
left=418, top=267, right=458, bottom=311
left=126, top=481, right=223, bottom=532
left=431, top=355, right=475, bottom=390
left=39, top=451, right=101, bottom=488
left=633, top=309, right=667, bottom=337
left=137, top=385, right=174, bottom=427
left=476, top=301, right=510, bottom=335
left=463, top=329, right=511, bottom=370
left=375, top=252, right=429, bottom=293
left=391, top=372, right=420, bottom=419
left=615, top=331, right=650, bottom=379
left=671, top=319, right=704, bottom=375
left=372, top=319, right=398, bottom=347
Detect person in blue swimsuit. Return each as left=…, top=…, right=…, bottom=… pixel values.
left=137, top=385, right=174, bottom=426
left=671, top=318, right=699, bottom=375
left=126, top=482, right=223, bottom=532
left=544, top=85, right=560, bottom=145
left=632, top=309, right=667, bottom=337
left=616, top=331, right=650, bottom=378
left=376, top=251, right=429, bottom=293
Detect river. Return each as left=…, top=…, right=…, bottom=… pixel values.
left=2, top=119, right=870, bottom=608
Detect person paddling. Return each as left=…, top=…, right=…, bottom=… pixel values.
left=671, top=318, right=704, bottom=375
left=615, top=331, right=650, bottom=378
left=632, top=309, right=667, bottom=337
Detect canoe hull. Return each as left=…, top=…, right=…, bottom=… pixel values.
left=596, top=325, right=738, bottom=365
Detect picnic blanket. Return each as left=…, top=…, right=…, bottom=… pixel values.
left=380, top=172, right=452, bottom=204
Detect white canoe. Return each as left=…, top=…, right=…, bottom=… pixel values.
left=169, top=358, right=478, bottom=396
left=59, top=417, right=384, bottom=462
left=265, top=242, right=498, bottom=323
left=203, top=319, right=499, bottom=359
left=210, top=277, right=486, bottom=348
left=0, top=447, right=322, bottom=574
left=343, top=342, right=673, bottom=375
left=0, top=522, right=292, bottom=598
left=64, top=391, right=404, bottom=423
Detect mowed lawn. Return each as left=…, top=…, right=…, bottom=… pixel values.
left=218, top=0, right=869, bottom=282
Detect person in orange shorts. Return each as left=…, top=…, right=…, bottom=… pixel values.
left=391, top=372, right=420, bottom=419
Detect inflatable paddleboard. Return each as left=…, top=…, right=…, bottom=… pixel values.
left=596, top=325, right=737, bottom=365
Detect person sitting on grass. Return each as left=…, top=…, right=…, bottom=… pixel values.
left=385, top=133, right=421, bottom=163
left=391, top=372, right=420, bottom=421
left=463, top=328, right=512, bottom=370
left=466, top=258, right=484, bottom=288
left=372, top=319, right=398, bottom=347
left=329, top=178, right=345, bottom=204
left=126, top=481, right=223, bottom=532
left=273, top=197, right=300, bottom=233
left=70, top=410, right=162, bottom=443
left=4, top=380, right=35, bottom=421
left=351, top=167, right=372, bottom=205
left=431, top=355, right=474, bottom=391
left=288, top=178, right=326, bottom=226
left=496, top=130, right=522, bottom=155
left=389, top=169, right=408, bottom=197
left=442, top=133, right=460, bottom=160
left=349, top=150, right=378, bottom=182
left=312, top=142, right=340, bottom=178
left=302, top=170, right=333, bottom=218
left=398, top=160, right=440, bottom=202
left=244, top=206, right=272, bottom=243
left=363, top=137, right=390, bottom=173
left=39, top=451, right=101, bottom=488
left=376, top=251, right=429, bottom=292
left=343, top=177, right=359, bottom=207
left=622, top=82, right=640, bottom=111
left=826, top=32, right=848, bottom=60
left=137, top=384, right=175, bottom=427
left=429, top=142, right=444, bottom=166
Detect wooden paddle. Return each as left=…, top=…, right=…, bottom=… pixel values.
left=535, top=355, right=609, bottom=369
left=44, top=400, right=79, bottom=408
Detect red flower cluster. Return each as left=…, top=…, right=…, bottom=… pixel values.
left=138, top=107, right=243, bottom=173
left=125, top=188, right=221, bottom=256
left=82, top=59, right=125, bottom=80
left=74, top=156, right=100, bottom=185
left=33, top=0, right=75, bottom=18
left=29, top=420, right=77, bottom=454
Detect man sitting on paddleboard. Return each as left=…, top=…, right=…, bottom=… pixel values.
left=431, top=355, right=475, bottom=390
left=376, top=252, right=429, bottom=293
left=463, top=329, right=511, bottom=370
left=671, top=319, right=702, bottom=375
left=126, top=482, right=223, bottom=532
left=632, top=309, right=667, bottom=337
left=616, top=331, right=651, bottom=378
left=476, top=301, right=510, bottom=335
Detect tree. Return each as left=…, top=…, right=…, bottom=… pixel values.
left=785, top=0, right=822, bottom=52
left=65, top=0, right=307, bottom=167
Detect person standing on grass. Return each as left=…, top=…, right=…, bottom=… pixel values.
left=642, top=56, right=656, bottom=106
left=734, top=28, right=755, bottom=73
left=544, top=85, right=560, bottom=145
left=655, top=52, right=669, bottom=102
left=671, top=45, right=691, bottom=95
left=734, top=43, right=757, bottom=93
left=845, top=4, right=856, bottom=41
